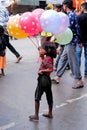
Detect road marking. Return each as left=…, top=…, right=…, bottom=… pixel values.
left=55, top=103, right=68, bottom=109
left=66, top=93, right=87, bottom=103
left=55, top=93, right=87, bottom=110
left=0, top=122, right=15, bottom=130
left=40, top=93, right=87, bottom=114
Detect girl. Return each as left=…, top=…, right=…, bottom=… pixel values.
left=0, top=25, right=6, bottom=76
left=29, top=42, right=56, bottom=121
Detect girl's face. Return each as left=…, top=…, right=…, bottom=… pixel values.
left=39, top=48, right=46, bottom=56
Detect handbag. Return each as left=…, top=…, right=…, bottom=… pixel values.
left=0, top=50, right=5, bottom=56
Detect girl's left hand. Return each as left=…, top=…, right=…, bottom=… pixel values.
left=38, top=70, right=43, bottom=74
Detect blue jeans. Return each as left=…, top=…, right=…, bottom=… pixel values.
left=76, top=44, right=87, bottom=75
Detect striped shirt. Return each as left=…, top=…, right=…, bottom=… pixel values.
left=0, top=7, right=9, bottom=26
left=0, top=7, right=9, bottom=35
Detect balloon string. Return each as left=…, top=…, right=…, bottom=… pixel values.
left=34, top=35, right=41, bottom=47
left=28, top=37, right=38, bottom=49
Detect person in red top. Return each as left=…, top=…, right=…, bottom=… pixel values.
left=29, top=42, right=56, bottom=121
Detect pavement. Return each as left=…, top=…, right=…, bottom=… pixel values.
left=0, top=37, right=87, bottom=130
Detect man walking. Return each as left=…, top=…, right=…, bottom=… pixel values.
left=52, top=0, right=84, bottom=89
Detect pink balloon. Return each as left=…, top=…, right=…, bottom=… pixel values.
left=32, top=8, right=45, bottom=33
left=19, top=12, right=38, bottom=36
left=53, top=12, right=69, bottom=35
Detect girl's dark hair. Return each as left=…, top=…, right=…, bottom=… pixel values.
left=0, top=25, right=4, bottom=35
left=42, top=42, right=57, bottom=58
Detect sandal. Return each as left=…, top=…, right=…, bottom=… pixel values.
left=16, top=56, right=23, bottom=63
left=72, top=83, right=84, bottom=89
left=52, top=79, right=59, bottom=84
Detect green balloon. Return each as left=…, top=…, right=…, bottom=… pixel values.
left=55, top=28, right=73, bottom=45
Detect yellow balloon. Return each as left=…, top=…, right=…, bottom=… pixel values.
left=7, top=15, right=28, bottom=39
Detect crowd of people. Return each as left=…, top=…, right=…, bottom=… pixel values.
left=0, top=0, right=87, bottom=121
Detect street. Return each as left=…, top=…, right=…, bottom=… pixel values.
left=0, top=37, right=87, bottom=130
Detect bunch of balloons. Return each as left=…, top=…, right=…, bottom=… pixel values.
left=7, top=8, right=45, bottom=39
left=7, top=8, right=73, bottom=45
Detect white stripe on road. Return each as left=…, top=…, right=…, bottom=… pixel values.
left=55, top=93, right=87, bottom=110
left=41, top=93, right=87, bottom=113
left=66, top=93, right=87, bottom=103
left=0, top=122, right=15, bottom=130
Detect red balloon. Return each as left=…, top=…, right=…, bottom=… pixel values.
left=32, top=8, right=45, bottom=33
left=19, top=12, right=38, bottom=36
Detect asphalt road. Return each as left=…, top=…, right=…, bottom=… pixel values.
left=0, top=38, right=87, bottom=130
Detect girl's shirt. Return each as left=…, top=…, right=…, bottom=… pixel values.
left=38, top=56, right=53, bottom=76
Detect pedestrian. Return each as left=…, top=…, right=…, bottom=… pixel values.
left=53, top=4, right=65, bottom=71
left=0, top=25, right=6, bottom=76
left=52, top=0, right=84, bottom=89
left=76, top=2, right=87, bottom=77
left=29, top=42, right=56, bottom=121
left=0, top=0, right=22, bottom=63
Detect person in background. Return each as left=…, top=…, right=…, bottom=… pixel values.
left=52, top=0, right=84, bottom=89
left=29, top=42, right=56, bottom=121
left=53, top=4, right=65, bottom=71
left=45, top=3, right=54, bottom=10
left=0, top=1, right=22, bottom=63
left=0, top=25, right=6, bottom=76
left=76, top=2, right=87, bottom=77
left=53, top=3, right=70, bottom=71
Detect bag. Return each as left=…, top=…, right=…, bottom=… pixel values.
left=0, top=50, right=5, bottom=56
left=0, top=36, right=5, bottom=56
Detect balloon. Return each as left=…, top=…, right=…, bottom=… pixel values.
left=7, top=15, right=28, bottom=39
left=40, top=10, right=60, bottom=33
left=32, top=8, right=45, bottom=33
left=55, top=28, right=73, bottom=45
left=53, top=12, right=69, bottom=35
left=19, top=12, right=38, bottom=36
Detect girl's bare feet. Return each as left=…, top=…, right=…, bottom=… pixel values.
left=42, top=114, right=53, bottom=118
left=29, top=115, right=39, bottom=121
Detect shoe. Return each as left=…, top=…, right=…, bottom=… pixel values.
left=84, top=74, right=87, bottom=77
left=16, top=56, right=22, bottom=63
left=0, top=73, right=5, bottom=76
left=66, top=65, right=70, bottom=70
left=51, top=79, right=60, bottom=84
left=72, top=83, right=84, bottom=89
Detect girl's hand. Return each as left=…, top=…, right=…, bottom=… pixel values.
left=38, top=70, right=43, bottom=74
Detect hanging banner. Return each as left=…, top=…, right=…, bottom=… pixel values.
left=73, top=0, right=86, bottom=10
left=46, top=0, right=64, bottom=4
left=16, top=0, right=39, bottom=6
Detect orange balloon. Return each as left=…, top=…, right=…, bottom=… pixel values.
left=7, top=15, right=28, bottom=39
